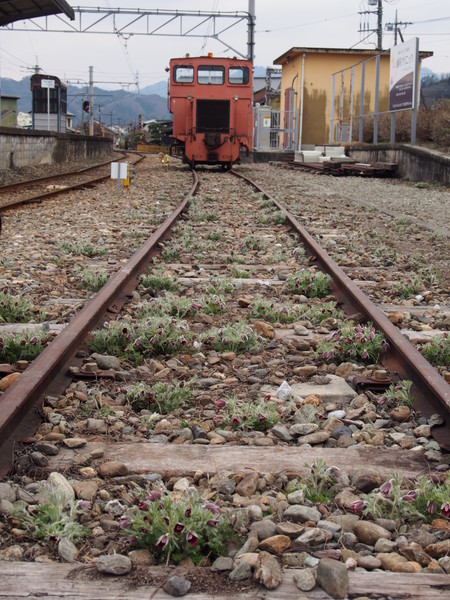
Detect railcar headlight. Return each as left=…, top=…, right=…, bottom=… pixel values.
left=234, top=96, right=239, bottom=101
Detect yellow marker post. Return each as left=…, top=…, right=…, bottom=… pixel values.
left=123, top=163, right=130, bottom=188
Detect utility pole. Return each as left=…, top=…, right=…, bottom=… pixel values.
left=359, top=0, right=383, bottom=51
left=247, top=0, right=255, bottom=62
left=376, top=0, right=383, bottom=51
left=386, top=11, right=412, bottom=46
left=89, top=65, right=94, bottom=136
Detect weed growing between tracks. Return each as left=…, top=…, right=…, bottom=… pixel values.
left=59, top=239, right=106, bottom=258
left=284, top=270, right=332, bottom=298
left=216, top=394, right=280, bottom=432
left=0, top=288, right=42, bottom=323
left=357, top=472, right=450, bottom=524
left=418, top=333, right=450, bottom=367
left=75, top=267, right=108, bottom=292
left=120, top=491, right=238, bottom=565
left=316, top=321, right=388, bottom=364
left=125, top=379, right=195, bottom=414
left=11, top=484, right=91, bottom=545
left=0, top=328, right=47, bottom=363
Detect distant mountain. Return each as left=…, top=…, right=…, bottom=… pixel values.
left=0, top=76, right=170, bottom=127
left=421, top=74, right=450, bottom=104
left=140, top=81, right=168, bottom=97
left=421, top=67, right=435, bottom=80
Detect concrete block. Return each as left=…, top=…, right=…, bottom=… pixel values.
left=261, top=374, right=357, bottom=404
left=325, top=146, right=346, bottom=157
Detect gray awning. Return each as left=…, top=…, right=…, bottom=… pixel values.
left=0, top=0, right=74, bottom=26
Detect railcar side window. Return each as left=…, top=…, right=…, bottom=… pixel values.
left=174, top=66, right=194, bottom=83
left=198, top=66, right=225, bottom=85
left=229, top=67, right=249, bottom=85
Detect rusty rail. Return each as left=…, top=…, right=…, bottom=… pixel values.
left=232, top=170, right=450, bottom=450
left=0, top=153, right=144, bottom=212
left=0, top=170, right=198, bottom=476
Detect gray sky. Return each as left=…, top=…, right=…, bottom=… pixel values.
left=0, top=0, right=448, bottom=89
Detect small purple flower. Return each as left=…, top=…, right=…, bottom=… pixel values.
left=258, top=413, right=266, bottom=422
left=430, top=473, right=440, bottom=485
left=118, top=516, right=131, bottom=529
left=231, top=415, right=240, bottom=426
left=441, top=502, right=450, bottom=518
left=350, top=500, right=365, bottom=513
left=427, top=501, right=436, bottom=514
left=146, top=490, right=162, bottom=502
left=326, top=466, right=341, bottom=478
left=134, top=337, right=142, bottom=348
left=29, top=336, right=37, bottom=346
left=215, top=399, right=226, bottom=408
left=186, top=531, right=198, bottom=547
left=402, top=491, right=416, bottom=503
left=48, top=533, right=59, bottom=544
left=204, top=501, right=219, bottom=515
left=361, top=349, right=369, bottom=360
left=163, top=516, right=170, bottom=525
left=185, top=507, right=192, bottom=518
left=174, top=522, right=185, bottom=534
left=156, top=534, right=170, bottom=549
left=380, top=481, right=393, bottom=496
left=138, top=501, right=149, bottom=511
left=207, top=519, right=218, bottom=527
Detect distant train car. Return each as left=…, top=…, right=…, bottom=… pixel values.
left=168, top=54, right=253, bottom=169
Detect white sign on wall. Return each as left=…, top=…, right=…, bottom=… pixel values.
left=41, top=79, right=55, bottom=89
left=389, top=38, right=418, bottom=112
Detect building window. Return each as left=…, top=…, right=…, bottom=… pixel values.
left=198, top=66, right=224, bottom=85
left=173, top=66, right=194, bottom=83
left=229, top=67, right=249, bottom=85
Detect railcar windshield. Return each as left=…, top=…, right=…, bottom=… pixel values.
left=229, top=67, right=249, bottom=85
left=173, top=66, right=194, bottom=83
left=198, top=66, right=224, bottom=85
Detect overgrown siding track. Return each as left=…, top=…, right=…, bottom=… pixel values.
left=0, top=153, right=139, bottom=210
left=0, top=158, right=449, bottom=599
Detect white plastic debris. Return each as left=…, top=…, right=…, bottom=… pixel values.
left=415, top=295, right=424, bottom=302
left=276, top=380, right=292, bottom=401
left=328, top=410, right=346, bottom=420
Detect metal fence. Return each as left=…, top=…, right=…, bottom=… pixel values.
left=253, top=106, right=298, bottom=151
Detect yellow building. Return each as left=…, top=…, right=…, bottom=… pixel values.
left=274, top=47, right=432, bottom=146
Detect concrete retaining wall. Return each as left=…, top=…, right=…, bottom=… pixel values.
left=0, top=128, right=112, bottom=170
left=347, top=144, right=450, bottom=186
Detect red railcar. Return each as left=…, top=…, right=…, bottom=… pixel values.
left=168, top=55, right=253, bottom=169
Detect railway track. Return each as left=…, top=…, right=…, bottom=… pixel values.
left=0, top=153, right=141, bottom=211
left=0, top=160, right=449, bottom=599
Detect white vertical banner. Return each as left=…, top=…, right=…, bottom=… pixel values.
left=389, top=38, right=419, bottom=112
